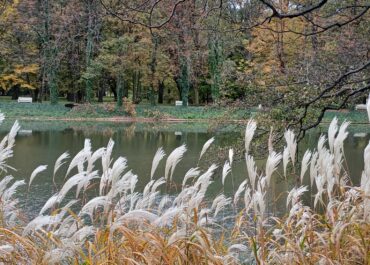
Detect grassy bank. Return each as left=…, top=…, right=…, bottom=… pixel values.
left=0, top=101, right=369, bottom=124
left=0, top=101, right=248, bottom=121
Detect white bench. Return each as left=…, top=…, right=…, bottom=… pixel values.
left=355, top=99, right=368, bottom=110
left=175, top=100, right=188, bottom=106
left=19, top=130, right=32, bottom=135
left=355, top=104, right=366, bottom=110
left=18, top=97, right=32, bottom=103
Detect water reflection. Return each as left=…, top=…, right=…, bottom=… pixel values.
left=0, top=120, right=367, bottom=216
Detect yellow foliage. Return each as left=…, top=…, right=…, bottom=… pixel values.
left=14, top=64, right=39, bottom=75
left=0, top=0, right=20, bottom=22
left=245, top=15, right=307, bottom=87
left=19, top=83, right=36, bottom=90
left=0, top=64, right=39, bottom=91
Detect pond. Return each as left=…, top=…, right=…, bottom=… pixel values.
left=0, top=119, right=368, bottom=217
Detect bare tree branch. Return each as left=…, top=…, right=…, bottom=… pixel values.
left=259, top=0, right=328, bottom=19
left=99, top=0, right=185, bottom=29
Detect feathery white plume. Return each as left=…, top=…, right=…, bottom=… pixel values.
left=165, top=145, right=187, bottom=181
left=229, top=148, right=234, bottom=165
left=245, top=154, right=257, bottom=190
left=150, top=147, right=165, bottom=179
left=300, top=150, right=312, bottom=183
left=317, top=135, right=326, bottom=154
left=3, top=180, right=25, bottom=201
left=7, top=120, right=20, bottom=148
left=364, top=141, right=370, bottom=178
left=87, top=147, right=105, bottom=173
left=182, top=167, right=200, bottom=188
left=110, top=157, right=127, bottom=186
left=76, top=170, right=99, bottom=198
left=268, top=127, right=274, bottom=154
left=80, top=196, right=110, bottom=219
left=99, top=169, right=111, bottom=196
left=234, top=180, right=247, bottom=205
left=314, top=175, right=325, bottom=208
left=39, top=194, right=59, bottom=215
left=117, top=210, right=158, bottom=223
left=244, top=187, right=252, bottom=212
left=328, top=117, right=338, bottom=153
left=66, top=149, right=88, bottom=177
left=310, top=151, right=318, bottom=187
left=0, top=175, right=13, bottom=195
left=228, top=244, right=248, bottom=253
left=23, top=215, right=60, bottom=236
left=153, top=207, right=180, bottom=227
left=334, top=120, right=349, bottom=155
left=72, top=226, right=95, bottom=242
left=102, top=139, right=114, bottom=174
left=53, top=152, right=69, bottom=177
left=0, top=244, right=13, bottom=254
left=212, top=194, right=231, bottom=217
left=168, top=228, right=186, bottom=245
left=199, top=137, right=215, bottom=161
left=367, top=93, right=370, bottom=123
left=245, top=119, right=257, bottom=154
left=284, top=130, right=297, bottom=166
left=283, top=146, right=290, bottom=178
left=252, top=190, right=266, bottom=222
left=222, top=161, right=231, bottom=185
left=58, top=172, right=86, bottom=203
left=151, top=177, right=165, bottom=193
left=158, top=195, right=171, bottom=212
left=265, top=151, right=282, bottom=186
left=0, top=112, right=4, bottom=124
left=287, top=186, right=308, bottom=208
left=29, top=165, right=47, bottom=187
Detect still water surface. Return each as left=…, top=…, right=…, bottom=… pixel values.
left=0, top=120, right=368, bottom=216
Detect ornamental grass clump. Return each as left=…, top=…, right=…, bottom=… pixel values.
left=0, top=108, right=369, bottom=264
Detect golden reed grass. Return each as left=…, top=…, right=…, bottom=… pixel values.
left=0, top=111, right=369, bottom=265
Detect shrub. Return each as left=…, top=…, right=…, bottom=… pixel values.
left=123, top=97, right=136, bottom=117
left=70, top=103, right=97, bottom=116
left=101, top=102, right=117, bottom=113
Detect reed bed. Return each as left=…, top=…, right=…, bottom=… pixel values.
left=0, top=106, right=369, bottom=264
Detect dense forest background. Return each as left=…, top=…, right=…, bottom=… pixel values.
left=0, top=1, right=369, bottom=131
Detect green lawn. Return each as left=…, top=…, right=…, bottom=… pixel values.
left=322, top=110, right=369, bottom=124
left=0, top=98, right=368, bottom=124
left=0, top=100, right=249, bottom=120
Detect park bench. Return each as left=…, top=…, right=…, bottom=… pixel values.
left=19, top=130, right=32, bottom=135
left=355, top=104, right=367, bottom=110
left=355, top=98, right=368, bottom=110
left=175, top=100, right=188, bottom=106
left=17, top=97, right=32, bottom=103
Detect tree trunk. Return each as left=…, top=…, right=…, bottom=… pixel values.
left=180, top=57, right=189, bottom=107
left=49, top=68, right=58, bottom=104
left=158, top=80, right=164, bottom=104
left=194, top=86, right=199, bottom=105
left=66, top=92, right=75, bottom=102
left=132, top=71, right=136, bottom=102
left=116, top=73, right=123, bottom=107
left=174, top=75, right=182, bottom=101
left=149, top=33, right=159, bottom=106
left=33, top=89, right=39, bottom=102
left=85, top=0, right=95, bottom=103
left=11, top=85, right=20, bottom=100
left=97, top=85, right=104, bottom=102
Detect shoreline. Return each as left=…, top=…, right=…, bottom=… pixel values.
left=4, top=115, right=370, bottom=125
left=8, top=116, right=248, bottom=124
